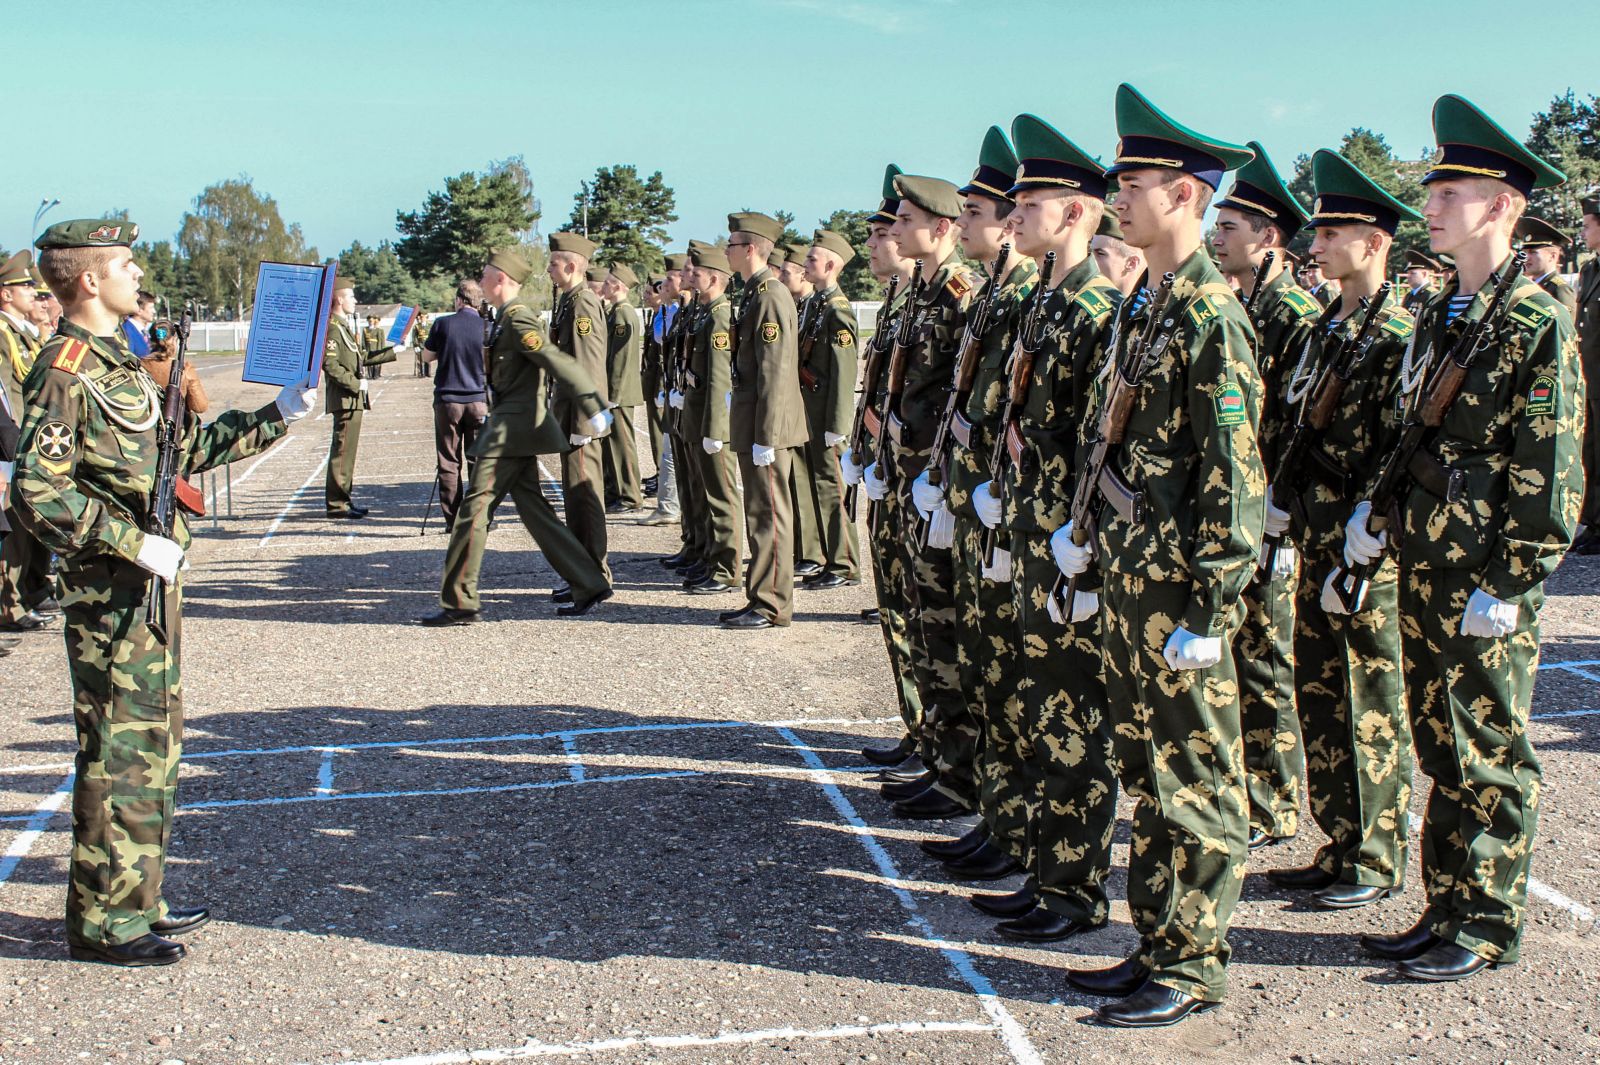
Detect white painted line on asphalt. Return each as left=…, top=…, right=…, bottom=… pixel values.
left=315, top=749, right=338, bottom=796
left=560, top=734, right=586, bottom=783
left=323, top=1019, right=998, bottom=1064
left=1531, top=708, right=1600, bottom=720
left=259, top=455, right=330, bottom=547
left=1406, top=813, right=1595, bottom=923
left=0, top=771, right=73, bottom=890
left=184, top=770, right=701, bottom=810
left=776, top=727, right=1043, bottom=1065
left=230, top=435, right=302, bottom=491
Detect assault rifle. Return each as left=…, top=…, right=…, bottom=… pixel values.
left=868, top=263, right=927, bottom=535
left=980, top=251, right=1054, bottom=566
left=1242, top=250, right=1276, bottom=319
left=145, top=305, right=203, bottom=644
left=797, top=292, right=828, bottom=391
left=841, top=275, right=901, bottom=521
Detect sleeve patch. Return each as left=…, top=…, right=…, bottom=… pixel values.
left=1526, top=374, right=1556, bottom=417
left=576, top=316, right=593, bottom=337
left=1187, top=295, right=1220, bottom=329
left=1213, top=382, right=1247, bottom=426
left=761, top=322, right=780, bottom=343
left=1280, top=288, right=1321, bottom=319
left=1506, top=299, right=1554, bottom=330
left=836, top=329, right=854, bottom=348
left=50, top=338, right=91, bottom=374
left=1381, top=314, right=1415, bottom=340
left=520, top=330, right=544, bottom=352
left=712, top=331, right=731, bottom=351
left=35, top=420, right=75, bottom=460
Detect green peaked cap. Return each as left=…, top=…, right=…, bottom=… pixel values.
left=1216, top=141, right=1309, bottom=231
left=1008, top=113, right=1107, bottom=199
left=870, top=163, right=904, bottom=224
left=1425, top=94, right=1565, bottom=196
left=1107, top=83, right=1254, bottom=190
left=1307, top=149, right=1423, bottom=235
left=959, top=126, right=1019, bottom=202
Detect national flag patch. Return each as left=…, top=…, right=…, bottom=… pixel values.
left=1526, top=374, right=1556, bottom=417
left=1214, top=382, right=1247, bottom=426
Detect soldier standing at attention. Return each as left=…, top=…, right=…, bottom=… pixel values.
left=1053, top=84, right=1265, bottom=1027
left=14, top=219, right=314, bottom=966
left=1210, top=141, right=1320, bottom=852
left=1265, top=149, right=1421, bottom=910
left=361, top=314, right=392, bottom=378
left=413, top=312, right=432, bottom=379
left=1515, top=215, right=1578, bottom=320
left=547, top=233, right=613, bottom=591
left=0, top=249, right=58, bottom=634
left=423, top=247, right=615, bottom=625
left=1401, top=249, right=1444, bottom=318
left=678, top=243, right=742, bottom=597
left=776, top=243, right=825, bottom=579
left=323, top=279, right=395, bottom=519
left=601, top=262, right=644, bottom=513
left=1575, top=194, right=1600, bottom=555
left=1090, top=212, right=1143, bottom=296
left=1346, top=96, right=1582, bottom=984
left=723, top=212, right=808, bottom=629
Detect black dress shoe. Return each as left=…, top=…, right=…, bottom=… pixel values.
left=1249, top=826, right=1289, bottom=851
left=150, top=906, right=211, bottom=936
left=717, top=607, right=747, bottom=622
left=1095, top=981, right=1220, bottom=1028
left=557, top=588, right=613, bottom=617
left=801, top=572, right=859, bottom=590
left=1265, top=864, right=1339, bottom=890
left=420, top=608, right=479, bottom=627
left=997, top=907, right=1097, bottom=943
left=1397, top=940, right=1498, bottom=982
left=687, top=579, right=735, bottom=595
left=919, top=824, right=987, bottom=861
left=1066, top=956, right=1150, bottom=997
left=859, top=607, right=880, bottom=623
left=881, top=770, right=938, bottom=801
left=861, top=734, right=915, bottom=766
left=943, top=841, right=1021, bottom=881
left=1360, top=917, right=1440, bottom=961
left=892, top=788, right=970, bottom=821
left=550, top=586, right=573, bottom=603
left=0, top=610, right=52, bottom=632
left=793, top=561, right=824, bottom=578
left=326, top=509, right=368, bottom=520
left=721, top=610, right=774, bottom=630
left=971, top=886, right=1039, bottom=919
left=659, top=552, right=690, bottom=569
left=879, top=765, right=928, bottom=785
left=678, top=564, right=709, bottom=584
left=69, top=933, right=186, bottom=967
left=34, top=598, right=62, bottom=616
left=606, top=501, right=639, bottom=514
left=1313, top=883, right=1393, bottom=910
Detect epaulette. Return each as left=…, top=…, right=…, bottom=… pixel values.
left=50, top=337, right=92, bottom=375
left=1187, top=293, right=1220, bottom=329
left=1074, top=283, right=1115, bottom=320
left=1379, top=308, right=1415, bottom=340
left=945, top=270, right=976, bottom=302
left=1506, top=294, right=1556, bottom=331
left=1280, top=287, right=1321, bottom=321
left=756, top=280, right=769, bottom=294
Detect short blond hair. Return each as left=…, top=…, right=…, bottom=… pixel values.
left=39, top=246, right=117, bottom=302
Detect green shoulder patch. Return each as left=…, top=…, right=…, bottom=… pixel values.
left=1380, top=313, right=1415, bottom=340
left=1187, top=295, right=1219, bottom=329
left=1526, top=373, right=1557, bottom=417
left=1506, top=298, right=1555, bottom=331
left=1074, top=285, right=1113, bottom=320
left=1213, top=382, right=1247, bottom=427
left=1280, top=287, right=1321, bottom=320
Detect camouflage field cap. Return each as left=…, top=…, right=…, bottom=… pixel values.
left=1424, top=94, right=1565, bottom=196
left=892, top=174, right=963, bottom=220
left=1306, top=149, right=1422, bottom=235
left=811, top=229, right=856, bottom=265
left=35, top=218, right=139, bottom=250
left=1105, top=83, right=1254, bottom=190
left=1009, top=113, right=1108, bottom=199
left=959, top=126, right=1019, bottom=202
left=1215, top=140, right=1310, bottom=231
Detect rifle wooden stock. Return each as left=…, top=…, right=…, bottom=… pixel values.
left=979, top=252, right=1054, bottom=565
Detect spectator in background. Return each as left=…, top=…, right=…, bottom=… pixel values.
left=142, top=318, right=209, bottom=414
left=422, top=280, right=490, bottom=529
left=122, top=289, right=155, bottom=356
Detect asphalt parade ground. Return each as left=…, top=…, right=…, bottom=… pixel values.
left=1, top=363, right=1596, bottom=1064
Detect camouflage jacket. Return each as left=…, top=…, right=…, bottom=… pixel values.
left=946, top=258, right=1037, bottom=521
left=550, top=285, right=610, bottom=430
left=1093, top=248, right=1267, bottom=636
left=323, top=317, right=396, bottom=412
left=798, top=285, right=859, bottom=440
left=860, top=285, right=910, bottom=451
left=887, top=252, right=980, bottom=478
left=473, top=294, right=603, bottom=459
left=1247, top=266, right=1321, bottom=468
left=13, top=320, right=286, bottom=568
left=1395, top=258, right=1584, bottom=598
left=731, top=268, right=807, bottom=451
left=685, top=295, right=731, bottom=443
left=1003, top=256, right=1120, bottom=534
left=606, top=298, right=644, bottom=407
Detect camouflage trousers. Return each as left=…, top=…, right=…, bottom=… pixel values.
left=951, top=519, right=1018, bottom=852
left=1103, top=573, right=1250, bottom=1002
left=1401, top=565, right=1543, bottom=964
left=1293, top=554, right=1410, bottom=887
left=1011, top=531, right=1116, bottom=925
left=60, top=558, right=183, bottom=947
left=1235, top=562, right=1304, bottom=839
left=324, top=408, right=363, bottom=513
left=867, top=487, right=924, bottom=740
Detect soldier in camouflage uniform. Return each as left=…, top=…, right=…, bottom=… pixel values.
left=1265, top=150, right=1420, bottom=909
left=322, top=279, right=395, bottom=518
left=1210, top=142, right=1321, bottom=850
left=0, top=249, right=58, bottom=633
left=967, top=114, right=1124, bottom=941
left=14, top=219, right=313, bottom=965
left=1056, top=85, right=1266, bottom=1027
left=601, top=262, right=644, bottom=512
left=680, top=244, right=743, bottom=595
left=547, top=233, right=613, bottom=587
left=1349, top=96, right=1583, bottom=983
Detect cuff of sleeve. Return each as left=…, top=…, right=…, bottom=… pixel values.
left=1182, top=588, right=1230, bottom=638
left=109, top=522, right=145, bottom=565
left=1476, top=560, right=1538, bottom=604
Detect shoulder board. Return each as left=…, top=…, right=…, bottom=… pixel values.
left=1505, top=296, right=1556, bottom=331
left=50, top=338, right=92, bottom=374
left=1379, top=310, right=1415, bottom=340
left=1280, top=287, right=1321, bottom=320
left=1073, top=284, right=1114, bottom=320
left=829, top=294, right=850, bottom=308
left=756, top=280, right=769, bottom=294
left=1187, top=294, right=1220, bottom=329
left=945, top=271, right=975, bottom=301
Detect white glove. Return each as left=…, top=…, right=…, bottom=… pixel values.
left=1461, top=587, right=1520, bottom=639
left=863, top=462, right=889, bottom=501
left=654, top=390, right=666, bottom=411
left=981, top=547, right=1011, bottom=583
left=1270, top=541, right=1298, bottom=582
left=588, top=411, right=613, bottom=437
left=926, top=503, right=955, bottom=549
left=1320, top=567, right=1364, bottom=615
left=972, top=481, right=1003, bottom=529
left=752, top=444, right=776, bottom=466
left=1264, top=497, right=1292, bottom=537
left=702, top=437, right=724, bottom=455
left=824, top=431, right=845, bottom=448
left=274, top=373, right=317, bottom=423
left=1343, top=500, right=1387, bottom=568
left=841, top=448, right=864, bottom=485
left=669, top=389, right=685, bottom=410
left=569, top=433, right=592, bottom=447
left=358, top=379, right=369, bottom=394
left=1069, top=589, right=1099, bottom=624
left=1163, top=626, right=1224, bottom=671
left=135, top=534, right=184, bottom=582
left=911, top=470, right=944, bottom=519
left=1050, top=521, right=1091, bottom=579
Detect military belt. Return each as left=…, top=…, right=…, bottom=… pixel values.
left=1309, top=448, right=1355, bottom=498
left=1097, top=464, right=1145, bottom=525
left=1407, top=450, right=1466, bottom=503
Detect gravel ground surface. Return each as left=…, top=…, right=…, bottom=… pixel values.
left=1, top=365, right=1596, bottom=1065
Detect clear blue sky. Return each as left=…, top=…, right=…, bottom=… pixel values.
left=10, top=0, right=1598, bottom=259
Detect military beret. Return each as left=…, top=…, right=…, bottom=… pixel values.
left=870, top=163, right=904, bottom=225
left=549, top=231, right=598, bottom=259
left=690, top=244, right=733, bottom=275
left=1424, top=95, right=1565, bottom=197
left=1010, top=113, right=1108, bottom=200
left=333, top=275, right=357, bottom=292
left=487, top=246, right=534, bottom=284
left=1515, top=215, right=1571, bottom=249
left=664, top=252, right=690, bottom=272
left=1403, top=248, right=1444, bottom=271
left=811, top=229, right=856, bottom=265
left=1095, top=212, right=1125, bottom=242
left=608, top=262, right=639, bottom=287
left=783, top=243, right=810, bottom=267
left=1215, top=140, right=1309, bottom=232
left=729, top=212, right=785, bottom=244
left=1306, top=149, right=1422, bottom=235
left=767, top=246, right=787, bottom=269
left=960, top=126, right=1019, bottom=202
left=0, top=250, right=33, bottom=287
left=35, top=218, right=139, bottom=250
left=1106, top=83, right=1254, bottom=190
left=1583, top=193, right=1600, bottom=218
left=893, top=174, right=963, bottom=220
left=585, top=264, right=608, bottom=283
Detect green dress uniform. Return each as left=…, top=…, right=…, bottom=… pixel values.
left=1577, top=205, right=1600, bottom=529
left=1089, top=85, right=1265, bottom=1005
left=603, top=292, right=644, bottom=509
left=640, top=305, right=663, bottom=470
left=322, top=306, right=395, bottom=516
left=1380, top=97, right=1582, bottom=970
left=788, top=291, right=825, bottom=569
left=0, top=258, right=53, bottom=627
left=550, top=275, right=611, bottom=583
left=796, top=269, right=861, bottom=580
left=438, top=274, right=610, bottom=612
left=13, top=220, right=290, bottom=949
left=687, top=286, right=743, bottom=587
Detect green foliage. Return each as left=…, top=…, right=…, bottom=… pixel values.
left=176, top=176, right=317, bottom=319
left=1286, top=129, right=1430, bottom=268
left=819, top=208, right=877, bottom=299
left=396, top=166, right=540, bottom=281
left=335, top=240, right=455, bottom=309
left=569, top=165, right=677, bottom=278
left=1526, top=90, right=1600, bottom=246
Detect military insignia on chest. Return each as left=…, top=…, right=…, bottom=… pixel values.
left=761, top=322, right=780, bottom=343
left=1526, top=374, right=1557, bottom=417
left=521, top=330, right=544, bottom=352
left=1213, top=382, right=1247, bottom=426
left=576, top=317, right=594, bottom=337
left=712, top=331, right=731, bottom=352
left=35, top=420, right=74, bottom=460
left=836, top=329, right=854, bottom=347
